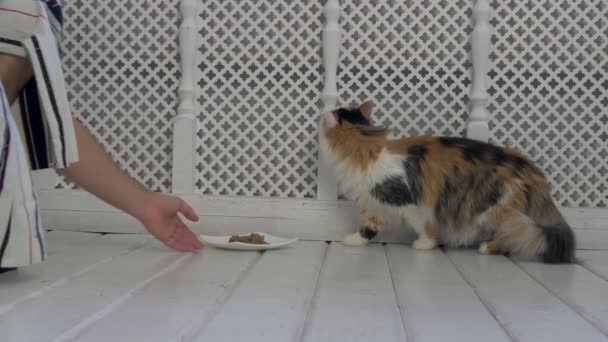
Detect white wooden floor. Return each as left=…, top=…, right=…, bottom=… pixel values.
left=2, top=231, right=608, bottom=342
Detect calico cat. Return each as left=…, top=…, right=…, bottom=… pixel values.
left=320, top=100, right=575, bottom=263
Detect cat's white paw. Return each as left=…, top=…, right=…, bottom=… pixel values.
left=479, top=242, right=490, bottom=254
left=413, top=238, right=436, bottom=250
left=343, top=233, right=368, bottom=247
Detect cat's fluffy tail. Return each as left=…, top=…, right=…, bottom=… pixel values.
left=537, top=222, right=575, bottom=263
left=531, top=201, right=576, bottom=264
left=492, top=203, right=575, bottom=263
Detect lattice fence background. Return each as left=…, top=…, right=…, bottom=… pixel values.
left=56, top=0, right=606, bottom=209
left=58, top=0, right=180, bottom=191
left=193, top=0, right=473, bottom=199
left=338, top=0, right=473, bottom=139
left=194, top=0, right=324, bottom=198
left=488, top=0, right=607, bottom=208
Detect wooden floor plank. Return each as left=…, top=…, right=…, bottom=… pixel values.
left=0, top=234, right=148, bottom=315
left=518, top=260, right=608, bottom=335
left=0, top=237, right=182, bottom=342
left=579, top=251, right=608, bottom=280
left=5, top=231, right=608, bottom=341
left=302, top=244, right=406, bottom=342
left=448, top=250, right=606, bottom=342
left=191, top=241, right=327, bottom=342
left=388, top=246, right=510, bottom=342
left=70, top=247, right=260, bottom=341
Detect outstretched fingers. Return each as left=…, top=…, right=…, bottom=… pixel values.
left=165, top=221, right=203, bottom=251
left=178, top=199, right=199, bottom=222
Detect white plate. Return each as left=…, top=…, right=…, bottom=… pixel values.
left=199, top=233, right=298, bottom=251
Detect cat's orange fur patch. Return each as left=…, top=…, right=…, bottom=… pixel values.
left=363, top=215, right=382, bottom=229
left=324, top=122, right=386, bottom=171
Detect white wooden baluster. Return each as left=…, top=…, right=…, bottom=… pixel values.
left=466, top=0, right=492, bottom=141
left=172, top=0, right=198, bottom=194
left=317, top=0, right=341, bottom=201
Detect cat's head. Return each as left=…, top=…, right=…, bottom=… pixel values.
left=321, top=100, right=388, bottom=138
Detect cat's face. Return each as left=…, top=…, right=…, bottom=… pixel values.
left=322, top=100, right=387, bottom=137
left=323, top=101, right=372, bottom=129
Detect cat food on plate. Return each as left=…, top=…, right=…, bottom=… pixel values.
left=200, top=233, right=297, bottom=250
left=229, top=233, right=268, bottom=245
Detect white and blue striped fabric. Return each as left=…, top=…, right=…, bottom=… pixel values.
left=0, top=0, right=78, bottom=268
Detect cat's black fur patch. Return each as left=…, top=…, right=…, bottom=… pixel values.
left=485, top=183, right=501, bottom=207
left=539, top=224, right=575, bottom=263
left=438, top=137, right=490, bottom=163
left=335, top=108, right=370, bottom=126
left=466, top=170, right=501, bottom=214
left=435, top=172, right=459, bottom=225
left=523, top=183, right=533, bottom=208
left=371, top=145, right=425, bottom=206
left=403, top=145, right=426, bottom=203
left=437, top=137, right=531, bottom=176
left=360, top=226, right=378, bottom=240
left=371, top=176, right=415, bottom=206
left=473, top=182, right=501, bottom=215
left=435, top=168, right=502, bottom=227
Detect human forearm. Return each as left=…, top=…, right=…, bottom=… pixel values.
left=1, top=53, right=150, bottom=220
left=58, top=118, right=151, bottom=221
left=2, top=52, right=201, bottom=251
left=58, top=119, right=201, bottom=251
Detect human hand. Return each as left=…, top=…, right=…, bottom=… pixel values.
left=138, top=192, right=203, bottom=252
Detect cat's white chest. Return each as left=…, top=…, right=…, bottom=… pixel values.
left=335, top=150, right=405, bottom=207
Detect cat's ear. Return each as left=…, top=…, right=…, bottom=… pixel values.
left=359, top=100, right=373, bottom=119
left=323, top=111, right=338, bottom=128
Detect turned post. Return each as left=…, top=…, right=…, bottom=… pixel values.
left=317, top=0, right=341, bottom=200
left=172, top=0, right=198, bottom=194
left=466, top=0, right=492, bottom=141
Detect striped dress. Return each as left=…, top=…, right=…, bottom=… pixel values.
left=0, top=0, right=78, bottom=268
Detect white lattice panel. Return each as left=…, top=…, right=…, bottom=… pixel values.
left=58, top=0, right=181, bottom=191
left=488, top=0, right=607, bottom=208
left=339, top=0, right=473, bottom=138
left=194, top=0, right=323, bottom=198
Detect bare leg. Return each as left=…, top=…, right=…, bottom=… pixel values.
left=0, top=54, right=34, bottom=271
left=0, top=54, right=33, bottom=103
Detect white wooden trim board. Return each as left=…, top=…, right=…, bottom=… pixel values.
left=37, top=189, right=608, bottom=248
